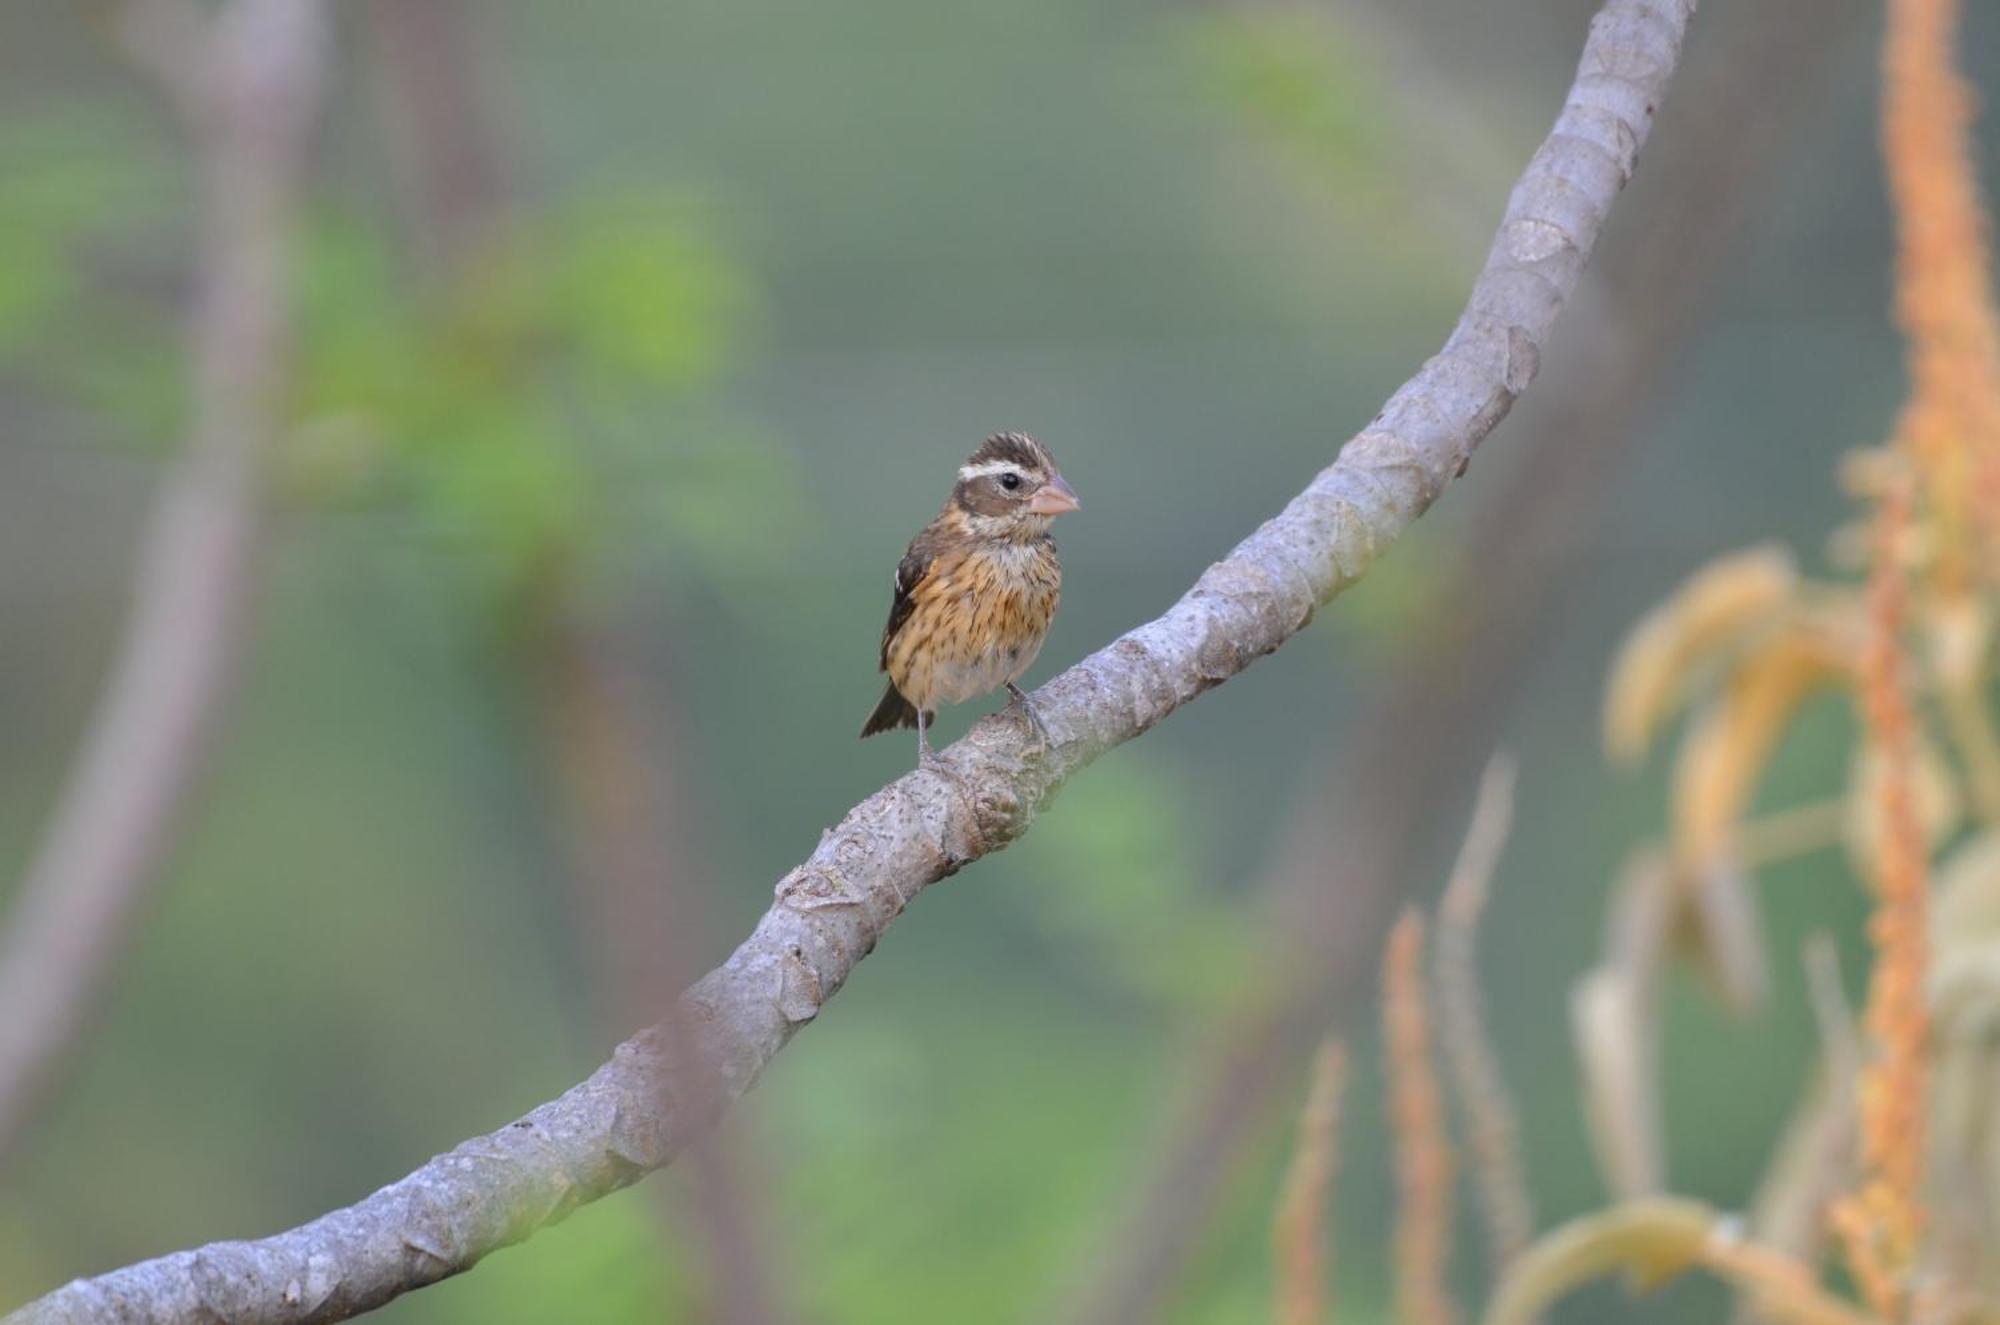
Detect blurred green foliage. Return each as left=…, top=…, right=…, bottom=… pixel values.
left=0, top=108, right=184, bottom=441
left=0, top=103, right=803, bottom=614
left=1020, top=758, right=1260, bottom=1007
left=426, top=1198, right=679, bottom=1324
left=293, top=190, right=801, bottom=610
left=0, top=112, right=162, bottom=346
left=1177, top=8, right=1394, bottom=206
left=1171, top=4, right=1481, bottom=285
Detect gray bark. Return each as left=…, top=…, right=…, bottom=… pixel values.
left=5, top=0, right=1694, bottom=1319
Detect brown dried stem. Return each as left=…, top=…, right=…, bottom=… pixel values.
left=1834, top=484, right=1934, bottom=1318
left=1388, top=911, right=1459, bottom=1325
left=1435, top=755, right=1534, bottom=1277
left=1729, top=939, right=1862, bottom=1325
left=1273, top=1039, right=1347, bottom=1325
left=1878, top=0, right=2000, bottom=588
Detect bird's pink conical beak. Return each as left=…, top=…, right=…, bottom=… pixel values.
left=1027, top=473, right=1080, bottom=516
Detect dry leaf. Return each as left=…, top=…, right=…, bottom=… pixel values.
left=1604, top=544, right=1801, bottom=765
left=1481, top=1198, right=1715, bottom=1325
left=1571, top=967, right=1664, bottom=1201
left=1484, top=1199, right=1881, bottom=1325
left=1671, top=623, right=1851, bottom=867
left=1925, top=592, right=1992, bottom=693
left=1672, top=855, right=1771, bottom=1015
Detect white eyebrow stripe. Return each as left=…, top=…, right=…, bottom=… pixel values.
left=958, top=461, right=1023, bottom=481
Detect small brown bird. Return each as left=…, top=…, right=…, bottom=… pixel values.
left=861, top=432, right=1080, bottom=766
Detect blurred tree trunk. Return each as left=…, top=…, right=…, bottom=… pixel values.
left=0, top=0, right=325, bottom=1173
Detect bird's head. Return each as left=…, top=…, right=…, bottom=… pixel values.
left=949, top=432, right=1080, bottom=539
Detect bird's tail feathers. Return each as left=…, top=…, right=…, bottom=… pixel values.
left=860, top=683, right=922, bottom=737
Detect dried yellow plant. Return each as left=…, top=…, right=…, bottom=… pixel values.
left=1281, top=4, right=2000, bottom=1315
left=1601, top=548, right=1861, bottom=1020
left=1731, top=940, right=1861, bottom=1325
left=1570, top=962, right=1663, bottom=1199
left=1817, top=0, right=2000, bottom=1294
left=1845, top=732, right=1961, bottom=880
left=1879, top=0, right=2000, bottom=593
left=1583, top=0, right=2000, bottom=1302
left=1481, top=1198, right=1880, bottom=1325
left=1435, top=757, right=1536, bottom=1274
left=1930, top=832, right=2000, bottom=1014
left=1832, top=484, right=1933, bottom=1320
left=1274, top=1038, right=1347, bottom=1325
left=1671, top=623, right=1854, bottom=870
left=1705, top=1233, right=1887, bottom=1325
left=1928, top=834, right=2000, bottom=1298
left=1927, top=596, right=2000, bottom=825
left=1387, top=909, right=1460, bottom=1325
left=1604, top=544, right=1800, bottom=766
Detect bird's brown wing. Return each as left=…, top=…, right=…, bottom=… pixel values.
left=879, top=532, right=939, bottom=672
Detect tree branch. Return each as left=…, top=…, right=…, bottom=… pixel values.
left=0, top=0, right=325, bottom=1169
left=3, top=0, right=1692, bottom=1319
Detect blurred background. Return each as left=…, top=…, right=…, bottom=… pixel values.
left=0, top=0, right=1984, bottom=1320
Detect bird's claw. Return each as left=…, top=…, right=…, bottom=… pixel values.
left=1006, top=684, right=1052, bottom=753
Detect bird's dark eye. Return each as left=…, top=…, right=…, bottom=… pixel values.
left=999, top=472, right=1023, bottom=491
